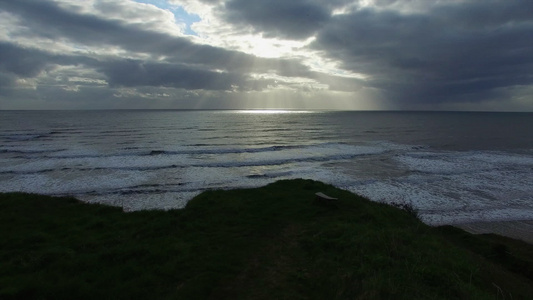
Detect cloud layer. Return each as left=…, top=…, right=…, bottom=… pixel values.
left=0, top=0, right=532, bottom=110
left=313, top=1, right=533, bottom=105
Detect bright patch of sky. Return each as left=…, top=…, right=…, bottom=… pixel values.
left=134, top=0, right=200, bottom=35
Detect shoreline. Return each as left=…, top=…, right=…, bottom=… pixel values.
left=454, top=220, right=533, bottom=244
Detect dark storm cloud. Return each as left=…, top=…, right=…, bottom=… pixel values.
left=0, top=73, right=17, bottom=96
left=100, top=59, right=271, bottom=91
left=0, top=42, right=54, bottom=78
left=0, top=40, right=342, bottom=94
left=0, top=41, right=99, bottom=96
left=0, top=41, right=276, bottom=92
left=0, top=42, right=97, bottom=77
left=223, top=0, right=330, bottom=39
left=217, top=0, right=352, bottom=39
left=312, top=1, right=533, bottom=103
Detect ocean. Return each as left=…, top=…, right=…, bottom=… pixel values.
left=1, top=110, right=532, bottom=226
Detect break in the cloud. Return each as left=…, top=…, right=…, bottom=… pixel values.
left=0, top=0, right=531, bottom=111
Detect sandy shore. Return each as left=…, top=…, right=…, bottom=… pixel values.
left=454, top=220, right=533, bottom=244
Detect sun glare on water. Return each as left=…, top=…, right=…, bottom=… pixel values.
left=237, top=110, right=314, bottom=114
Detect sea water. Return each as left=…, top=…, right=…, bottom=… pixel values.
left=1, top=110, right=532, bottom=225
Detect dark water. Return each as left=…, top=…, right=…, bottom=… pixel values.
left=1, top=110, right=532, bottom=225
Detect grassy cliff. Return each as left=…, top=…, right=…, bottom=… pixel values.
left=1, top=179, right=532, bottom=299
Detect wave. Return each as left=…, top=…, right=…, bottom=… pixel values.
left=0, top=129, right=84, bottom=141
left=0, top=147, right=381, bottom=175
left=2, top=143, right=344, bottom=159
left=1, top=133, right=49, bottom=141
left=396, top=151, right=533, bottom=175
left=0, top=148, right=67, bottom=155
left=246, top=171, right=293, bottom=179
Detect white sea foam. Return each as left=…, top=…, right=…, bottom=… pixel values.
left=349, top=150, right=533, bottom=225
left=0, top=170, right=152, bottom=195
left=396, top=151, right=533, bottom=174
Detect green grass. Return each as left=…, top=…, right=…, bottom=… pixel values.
left=1, top=179, right=532, bottom=299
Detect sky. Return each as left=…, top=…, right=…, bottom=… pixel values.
left=0, top=0, right=532, bottom=111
